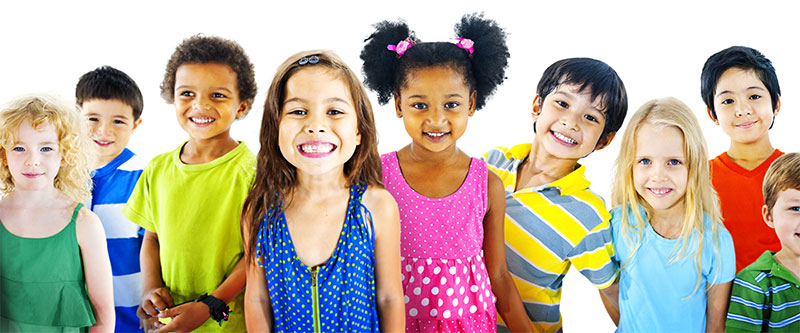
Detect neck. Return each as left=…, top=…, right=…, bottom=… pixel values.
left=405, top=142, right=462, bottom=166
left=5, top=186, right=66, bottom=208
left=649, top=204, right=685, bottom=239
left=182, top=136, right=239, bottom=164
left=773, top=249, right=800, bottom=281
left=523, top=140, right=580, bottom=186
left=292, top=168, right=349, bottom=201
left=727, top=136, right=775, bottom=169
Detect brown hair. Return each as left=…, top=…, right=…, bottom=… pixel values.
left=763, top=153, right=800, bottom=212
left=242, top=50, right=382, bottom=260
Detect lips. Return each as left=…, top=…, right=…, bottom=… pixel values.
left=551, top=130, right=578, bottom=146
left=297, top=141, right=337, bottom=158
left=423, top=131, right=450, bottom=143
left=22, top=172, right=43, bottom=178
left=735, top=120, right=757, bottom=129
left=189, top=116, right=215, bottom=126
left=94, top=139, right=114, bottom=147
left=647, top=187, right=673, bottom=197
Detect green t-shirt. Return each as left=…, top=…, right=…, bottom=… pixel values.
left=123, top=141, right=255, bottom=332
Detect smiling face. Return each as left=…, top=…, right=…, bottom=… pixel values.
left=394, top=66, right=475, bottom=154
left=81, top=99, right=141, bottom=168
left=173, top=63, right=247, bottom=142
left=633, top=122, right=688, bottom=219
left=278, top=67, right=360, bottom=179
left=713, top=67, right=779, bottom=146
left=533, top=83, right=610, bottom=160
left=3, top=119, right=61, bottom=191
left=765, top=188, right=800, bottom=257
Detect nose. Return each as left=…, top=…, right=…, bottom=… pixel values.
left=652, top=163, right=667, bottom=181
left=25, top=153, right=39, bottom=167
left=735, top=102, right=753, bottom=117
left=560, top=113, right=579, bottom=131
left=191, top=96, right=211, bottom=111
left=96, top=121, right=112, bottom=135
left=426, top=106, right=447, bottom=126
left=305, top=111, right=327, bottom=133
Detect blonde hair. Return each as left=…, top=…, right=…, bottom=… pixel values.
left=0, top=94, right=95, bottom=202
left=763, top=153, right=800, bottom=212
left=611, top=97, right=724, bottom=297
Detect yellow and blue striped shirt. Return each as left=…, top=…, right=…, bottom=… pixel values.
left=485, top=143, right=618, bottom=332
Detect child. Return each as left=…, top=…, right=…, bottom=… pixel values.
left=123, top=35, right=257, bottom=332
left=362, top=14, right=532, bottom=332
left=610, top=97, right=736, bottom=331
left=76, top=65, right=146, bottom=332
left=0, top=94, right=114, bottom=332
left=483, top=57, right=627, bottom=332
left=726, top=152, right=800, bottom=331
left=701, top=46, right=784, bottom=272
left=242, top=50, right=404, bottom=332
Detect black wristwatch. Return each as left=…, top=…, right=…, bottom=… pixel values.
left=195, top=293, right=231, bottom=326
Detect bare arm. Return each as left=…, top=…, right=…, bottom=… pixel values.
left=706, top=281, right=732, bottom=332
left=138, top=230, right=172, bottom=332
left=76, top=208, right=115, bottom=333
left=241, top=205, right=273, bottom=331
left=366, top=188, right=405, bottom=332
left=484, top=173, right=534, bottom=332
left=599, top=280, right=620, bottom=326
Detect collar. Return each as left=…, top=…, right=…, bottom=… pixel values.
left=505, top=143, right=591, bottom=196
left=744, top=251, right=800, bottom=286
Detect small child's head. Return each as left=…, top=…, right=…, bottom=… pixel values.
left=161, top=35, right=257, bottom=141
left=700, top=46, right=780, bottom=143
left=762, top=153, right=800, bottom=253
left=361, top=13, right=509, bottom=152
left=0, top=94, right=93, bottom=202
left=532, top=58, right=627, bottom=158
left=76, top=65, right=143, bottom=167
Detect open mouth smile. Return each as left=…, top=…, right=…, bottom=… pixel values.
left=189, top=117, right=216, bottom=126
left=297, top=141, right=337, bottom=157
left=551, top=130, right=578, bottom=146
left=423, top=131, right=450, bottom=143
left=647, top=187, right=673, bottom=197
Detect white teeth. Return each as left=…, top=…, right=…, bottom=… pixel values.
left=425, top=132, right=446, bottom=137
left=649, top=188, right=671, bottom=195
left=191, top=117, right=214, bottom=124
left=552, top=131, right=577, bottom=144
left=300, top=143, right=335, bottom=153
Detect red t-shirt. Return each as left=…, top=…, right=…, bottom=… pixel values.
left=711, top=149, right=784, bottom=272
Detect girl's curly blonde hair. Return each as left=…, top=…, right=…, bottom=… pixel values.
left=0, top=94, right=95, bottom=202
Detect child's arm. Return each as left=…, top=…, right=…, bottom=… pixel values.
left=76, top=207, right=115, bottom=333
left=484, top=172, right=534, bottom=332
left=138, top=230, right=173, bottom=331
left=599, top=280, right=620, bottom=325
left=367, top=188, right=405, bottom=331
left=241, top=206, right=274, bottom=331
left=706, top=281, right=733, bottom=332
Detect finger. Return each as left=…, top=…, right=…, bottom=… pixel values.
left=154, top=288, right=175, bottom=308
left=156, top=306, right=176, bottom=319
left=141, top=300, right=159, bottom=317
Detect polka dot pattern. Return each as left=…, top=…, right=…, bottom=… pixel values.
left=381, top=152, right=498, bottom=330
left=257, top=184, right=379, bottom=332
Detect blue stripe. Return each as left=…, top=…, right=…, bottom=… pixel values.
left=730, top=296, right=768, bottom=310
left=522, top=301, right=561, bottom=324
left=727, top=313, right=764, bottom=325
left=755, top=272, right=769, bottom=283
left=506, top=198, right=573, bottom=260
left=107, top=237, right=143, bottom=276
left=485, top=149, right=517, bottom=172
left=770, top=312, right=800, bottom=328
left=771, top=284, right=792, bottom=293
left=505, top=244, right=562, bottom=290
left=115, top=305, right=142, bottom=332
left=774, top=300, right=800, bottom=312
left=734, top=278, right=768, bottom=295
left=542, top=189, right=604, bottom=231
left=577, top=260, right=618, bottom=286
left=570, top=228, right=612, bottom=257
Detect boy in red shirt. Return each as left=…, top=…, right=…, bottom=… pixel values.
left=700, top=46, right=783, bottom=272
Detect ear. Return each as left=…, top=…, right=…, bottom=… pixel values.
left=531, top=95, right=541, bottom=122
left=235, top=101, right=250, bottom=119
left=132, top=118, right=143, bottom=131
left=774, top=96, right=781, bottom=117
left=468, top=90, right=477, bottom=116
left=594, top=132, right=616, bottom=151
left=763, top=204, right=774, bottom=229
left=706, top=107, right=718, bottom=125
left=394, top=93, right=403, bottom=118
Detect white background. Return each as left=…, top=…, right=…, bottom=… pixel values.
left=2, top=0, right=798, bottom=330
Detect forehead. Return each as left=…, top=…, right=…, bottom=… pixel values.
left=715, top=67, right=766, bottom=91
left=15, top=118, right=59, bottom=142
left=403, top=66, right=469, bottom=93
left=635, top=122, right=684, bottom=154
left=80, top=99, right=134, bottom=118
left=776, top=188, right=800, bottom=202
left=284, top=67, right=352, bottom=101
left=551, top=83, right=605, bottom=111
left=175, top=63, right=238, bottom=87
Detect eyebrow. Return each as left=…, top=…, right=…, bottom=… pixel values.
left=408, top=93, right=465, bottom=99
left=552, top=91, right=605, bottom=113
left=84, top=112, right=130, bottom=119
left=284, top=97, right=352, bottom=105
left=174, top=85, right=234, bottom=93
left=715, top=86, right=767, bottom=97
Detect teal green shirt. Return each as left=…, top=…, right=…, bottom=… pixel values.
left=727, top=251, right=800, bottom=331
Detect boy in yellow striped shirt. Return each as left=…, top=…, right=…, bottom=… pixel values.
left=485, top=58, right=627, bottom=332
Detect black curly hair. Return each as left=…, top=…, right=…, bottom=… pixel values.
left=361, top=13, right=509, bottom=111
left=160, top=34, right=257, bottom=117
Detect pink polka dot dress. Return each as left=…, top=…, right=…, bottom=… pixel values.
left=381, top=152, right=497, bottom=332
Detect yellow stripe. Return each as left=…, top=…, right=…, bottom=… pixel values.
left=505, top=218, right=564, bottom=273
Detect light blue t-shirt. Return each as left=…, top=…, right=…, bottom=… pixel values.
left=610, top=205, right=736, bottom=332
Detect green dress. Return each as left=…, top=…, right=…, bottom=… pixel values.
left=0, top=203, right=96, bottom=332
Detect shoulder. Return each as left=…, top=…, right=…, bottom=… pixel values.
left=75, top=205, right=105, bottom=243
left=362, top=186, right=399, bottom=220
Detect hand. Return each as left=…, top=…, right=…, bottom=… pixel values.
left=155, top=301, right=211, bottom=333
left=138, top=287, right=174, bottom=331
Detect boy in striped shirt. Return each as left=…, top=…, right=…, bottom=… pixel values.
left=76, top=66, right=146, bottom=332
left=727, top=153, right=800, bottom=331
left=485, top=58, right=627, bottom=332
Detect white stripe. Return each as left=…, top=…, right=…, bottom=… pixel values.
left=113, top=272, right=143, bottom=307
left=118, top=155, right=147, bottom=171
left=94, top=204, right=141, bottom=239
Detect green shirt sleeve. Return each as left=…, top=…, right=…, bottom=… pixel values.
left=122, top=162, right=155, bottom=232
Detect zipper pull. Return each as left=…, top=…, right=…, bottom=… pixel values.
left=310, top=266, right=318, bottom=287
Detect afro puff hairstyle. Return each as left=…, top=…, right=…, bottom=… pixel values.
left=160, top=34, right=257, bottom=117
left=361, top=13, right=509, bottom=111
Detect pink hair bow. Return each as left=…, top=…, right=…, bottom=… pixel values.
left=387, top=38, right=416, bottom=57
left=454, top=38, right=475, bottom=57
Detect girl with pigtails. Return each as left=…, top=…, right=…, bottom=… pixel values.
left=361, top=13, right=533, bottom=332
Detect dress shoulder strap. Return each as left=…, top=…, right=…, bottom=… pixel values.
left=70, top=203, right=84, bottom=224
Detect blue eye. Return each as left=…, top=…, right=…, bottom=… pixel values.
left=749, top=94, right=761, bottom=100
left=12, top=147, right=24, bottom=152
left=638, top=158, right=651, bottom=165
left=790, top=206, right=800, bottom=212
left=41, top=147, right=54, bottom=152
left=412, top=103, right=427, bottom=110
left=667, top=159, right=682, bottom=166
left=445, top=102, right=459, bottom=109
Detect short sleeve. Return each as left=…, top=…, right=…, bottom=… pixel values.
left=122, top=163, right=155, bottom=232
left=707, top=227, right=737, bottom=285
left=568, top=222, right=619, bottom=289
left=725, top=273, right=768, bottom=332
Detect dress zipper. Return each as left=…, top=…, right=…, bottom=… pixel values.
left=311, top=265, right=321, bottom=333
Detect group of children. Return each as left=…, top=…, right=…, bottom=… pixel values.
left=0, top=12, right=797, bottom=333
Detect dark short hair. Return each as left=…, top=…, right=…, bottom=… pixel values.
left=161, top=34, right=257, bottom=117
left=535, top=58, right=628, bottom=142
left=76, top=66, right=144, bottom=120
left=700, top=46, right=780, bottom=120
